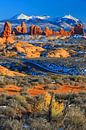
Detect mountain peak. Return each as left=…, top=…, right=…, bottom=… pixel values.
left=11, top=13, right=50, bottom=21
left=63, top=14, right=79, bottom=22
left=11, top=13, right=32, bottom=20
left=17, top=13, right=32, bottom=20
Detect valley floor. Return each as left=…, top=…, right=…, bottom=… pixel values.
left=0, top=35, right=86, bottom=130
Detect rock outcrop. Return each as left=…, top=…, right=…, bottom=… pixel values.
left=1, top=22, right=15, bottom=44
left=2, top=21, right=84, bottom=38
left=0, top=37, right=14, bottom=44
left=15, top=22, right=27, bottom=34
left=45, top=27, right=60, bottom=37
left=44, top=27, right=70, bottom=37
left=6, top=36, right=15, bottom=44
left=15, top=42, right=44, bottom=58
left=45, top=27, right=53, bottom=37
left=21, top=22, right=27, bottom=34
left=29, top=24, right=84, bottom=37
left=59, top=28, right=70, bottom=36
left=0, top=37, right=6, bottom=44
left=74, top=24, right=84, bottom=35
left=48, top=48, right=70, bottom=58
left=70, top=24, right=84, bottom=35
left=3, top=22, right=12, bottom=37
left=30, top=25, right=43, bottom=35
left=0, top=65, right=25, bottom=76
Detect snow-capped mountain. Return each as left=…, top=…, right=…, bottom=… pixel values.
left=50, top=15, right=81, bottom=29
left=11, top=13, right=33, bottom=20
left=63, top=15, right=79, bottom=23
left=0, top=13, right=82, bottom=30
left=11, top=13, right=50, bottom=20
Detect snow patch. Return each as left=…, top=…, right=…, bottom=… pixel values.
left=63, top=15, right=79, bottom=22
left=11, top=13, right=50, bottom=20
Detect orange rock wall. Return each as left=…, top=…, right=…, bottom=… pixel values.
left=1, top=22, right=85, bottom=38
left=30, top=25, right=43, bottom=35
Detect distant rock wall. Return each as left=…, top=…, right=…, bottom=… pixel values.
left=14, top=22, right=27, bottom=34
left=44, top=27, right=71, bottom=37
left=1, top=22, right=85, bottom=38
left=29, top=25, right=71, bottom=37
left=30, top=25, right=43, bottom=35
left=74, top=24, right=84, bottom=35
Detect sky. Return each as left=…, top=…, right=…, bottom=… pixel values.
left=0, top=0, right=86, bottom=22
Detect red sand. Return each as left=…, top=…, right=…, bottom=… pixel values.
left=0, top=84, right=86, bottom=96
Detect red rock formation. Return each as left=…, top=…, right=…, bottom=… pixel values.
left=29, top=24, right=74, bottom=37
left=74, top=24, right=84, bottom=35
left=30, top=25, right=43, bottom=35
left=3, top=22, right=12, bottom=37
left=15, top=26, right=22, bottom=34
left=59, top=28, right=70, bottom=36
left=70, top=28, right=75, bottom=35
left=30, top=25, right=35, bottom=35
left=2, top=22, right=15, bottom=44
left=21, top=22, right=27, bottom=34
left=44, top=27, right=71, bottom=37
left=15, top=22, right=27, bottom=34
left=45, top=27, right=69, bottom=37
left=29, top=24, right=84, bottom=37
left=45, top=27, right=53, bottom=37
left=59, top=28, right=65, bottom=36
left=70, top=24, right=84, bottom=35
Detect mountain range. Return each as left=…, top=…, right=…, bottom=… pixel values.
left=0, top=13, right=82, bottom=31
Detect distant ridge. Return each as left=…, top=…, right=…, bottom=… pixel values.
left=0, top=13, right=82, bottom=30
left=63, top=15, right=79, bottom=22
left=10, top=13, right=51, bottom=20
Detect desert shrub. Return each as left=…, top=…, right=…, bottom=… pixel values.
left=27, top=117, right=51, bottom=130
left=64, top=107, right=86, bottom=130
left=55, top=93, right=77, bottom=101
left=7, top=95, right=31, bottom=113
left=0, top=94, right=8, bottom=105
left=43, top=77, right=52, bottom=84
left=38, top=77, right=45, bottom=84
left=0, top=107, right=17, bottom=119
left=55, top=78, right=64, bottom=85
left=1, top=119, right=22, bottom=130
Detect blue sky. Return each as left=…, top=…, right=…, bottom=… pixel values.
left=0, top=0, right=86, bottom=22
